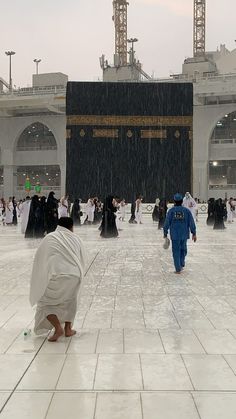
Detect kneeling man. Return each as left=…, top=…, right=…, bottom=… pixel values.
left=30, top=217, right=85, bottom=341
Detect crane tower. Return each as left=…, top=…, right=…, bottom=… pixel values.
left=112, top=0, right=128, bottom=66
left=193, top=0, right=206, bottom=57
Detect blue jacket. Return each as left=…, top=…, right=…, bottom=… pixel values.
left=163, top=205, right=196, bottom=240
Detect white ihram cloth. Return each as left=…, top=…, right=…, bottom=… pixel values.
left=29, top=225, right=86, bottom=335
left=20, top=200, right=31, bottom=233
left=183, top=195, right=197, bottom=220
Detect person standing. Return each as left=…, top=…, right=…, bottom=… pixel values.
left=71, top=198, right=82, bottom=226
left=45, top=191, right=58, bottom=233
left=119, top=199, right=126, bottom=221
left=0, top=198, right=6, bottom=225
left=29, top=217, right=85, bottom=342
left=183, top=192, right=197, bottom=222
left=206, top=198, right=215, bottom=226
left=163, top=193, right=197, bottom=274
left=19, top=196, right=31, bottom=234
left=158, top=199, right=168, bottom=230
left=135, top=195, right=143, bottom=224
left=5, top=197, right=14, bottom=225
left=100, top=195, right=119, bottom=238
left=85, top=197, right=95, bottom=225
left=12, top=196, right=18, bottom=225
left=213, top=198, right=226, bottom=230
left=226, top=197, right=235, bottom=223
left=58, top=196, right=69, bottom=219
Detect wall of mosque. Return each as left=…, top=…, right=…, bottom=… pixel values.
left=0, top=115, right=66, bottom=199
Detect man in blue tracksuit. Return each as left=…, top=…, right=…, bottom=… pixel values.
left=163, top=193, right=197, bottom=274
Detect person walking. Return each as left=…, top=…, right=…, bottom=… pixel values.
left=163, top=193, right=197, bottom=274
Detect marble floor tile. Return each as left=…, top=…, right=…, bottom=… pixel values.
left=67, top=329, right=99, bottom=354
left=56, top=354, right=98, bottom=390
left=95, top=393, right=142, bottom=419
left=94, top=354, right=143, bottom=390
left=0, top=392, right=52, bottom=419
left=142, top=392, right=199, bottom=419
left=39, top=336, right=71, bottom=354
left=224, top=354, right=236, bottom=374
left=144, top=311, right=180, bottom=329
left=204, top=311, right=236, bottom=329
left=160, top=329, right=205, bottom=354
left=17, top=354, right=66, bottom=390
left=183, top=354, right=236, bottom=390
left=0, top=354, right=33, bottom=390
left=175, top=310, right=214, bottom=329
left=112, top=311, right=145, bottom=329
left=141, top=354, right=193, bottom=390
left=83, top=311, right=112, bottom=329
left=194, top=330, right=236, bottom=354
left=0, top=393, right=11, bottom=411
left=96, top=329, right=124, bottom=353
left=46, top=393, right=96, bottom=419
left=124, top=329, right=164, bottom=353
left=193, top=392, right=236, bottom=419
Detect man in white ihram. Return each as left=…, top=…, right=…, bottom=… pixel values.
left=30, top=217, right=85, bottom=342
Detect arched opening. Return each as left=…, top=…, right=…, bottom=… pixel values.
left=209, top=111, right=236, bottom=196
left=16, top=165, right=61, bottom=197
left=16, top=122, right=57, bottom=151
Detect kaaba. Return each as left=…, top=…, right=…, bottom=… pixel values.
left=66, top=82, right=193, bottom=202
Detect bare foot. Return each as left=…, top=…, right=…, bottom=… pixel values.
left=48, top=327, right=64, bottom=342
left=64, top=328, right=76, bottom=338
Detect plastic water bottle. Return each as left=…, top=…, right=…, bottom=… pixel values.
left=23, top=329, right=31, bottom=339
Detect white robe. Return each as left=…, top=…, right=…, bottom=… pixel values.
left=183, top=196, right=197, bottom=220
left=20, top=200, right=31, bottom=233
left=30, top=225, right=86, bottom=334
left=86, top=200, right=95, bottom=222
left=227, top=201, right=233, bottom=222
left=58, top=200, right=68, bottom=218
left=5, top=202, right=13, bottom=224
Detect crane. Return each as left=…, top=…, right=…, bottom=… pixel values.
left=112, top=0, right=129, bottom=66
left=193, top=0, right=206, bottom=57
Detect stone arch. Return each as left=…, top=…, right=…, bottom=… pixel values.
left=16, top=122, right=57, bottom=151
left=208, top=107, right=236, bottom=143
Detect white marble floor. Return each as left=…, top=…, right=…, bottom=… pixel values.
left=1, top=216, right=236, bottom=418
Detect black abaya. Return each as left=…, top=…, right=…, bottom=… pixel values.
left=100, top=196, right=118, bottom=238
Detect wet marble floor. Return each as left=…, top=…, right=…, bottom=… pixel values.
left=0, top=216, right=236, bottom=418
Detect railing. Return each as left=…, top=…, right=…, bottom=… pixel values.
left=0, top=85, right=66, bottom=97
left=16, top=186, right=61, bottom=191
left=209, top=185, right=236, bottom=190
left=16, top=145, right=57, bottom=151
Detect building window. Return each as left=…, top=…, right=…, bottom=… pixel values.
left=211, top=112, right=236, bottom=141
left=16, top=165, right=61, bottom=190
left=17, top=123, right=57, bottom=151
left=209, top=160, right=236, bottom=187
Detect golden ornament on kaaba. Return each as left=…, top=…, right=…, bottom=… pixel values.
left=80, top=129, right=86, bottom=137
left=127, top=129, right=133, bottom=138
left=174, top=130, right=181, bottom=139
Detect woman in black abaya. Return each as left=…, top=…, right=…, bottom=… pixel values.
left=206, top=198, right=215, bottom=226
left=25, top=195, right=41, bottom=238
left=158, top=199, right=168, bottom=230
left=100, top=195, right=118, bottom=238
left=213, top=198, right=226, bottom=230
left=71, top=199, right=82, bottom=226
left=45, top=191, right=58, bottom=233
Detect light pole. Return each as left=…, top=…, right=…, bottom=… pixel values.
left=5, top=51, right=16, bottom=92
left=127, top=38, right=138, bottom=65
left=33, top=59, right=41, bottom=75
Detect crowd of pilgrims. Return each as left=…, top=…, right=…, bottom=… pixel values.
left=0, top=192, right=235, bottom=238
